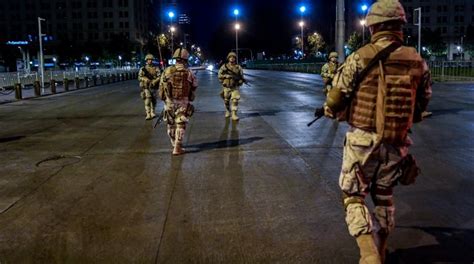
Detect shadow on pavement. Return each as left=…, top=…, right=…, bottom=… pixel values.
left=429, top=108, right=465, bottom=116
left=0, top=135, right=25, bottom=143
left=387, top=226, right=474, bottom=264
left=240, top=110, right=283, bottom=120
left=185, top=136, right=263, bottom=153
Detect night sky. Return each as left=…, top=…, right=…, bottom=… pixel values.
left=181, top=0, right=337, bottom=61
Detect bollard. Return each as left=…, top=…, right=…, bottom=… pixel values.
left=34, top=81, right=41, bottom=96
left=107, top=75, right=111, bottom=84
left=14, top=83, right=22, bottom=100
left=75, top=77, right=80, bottom=89
left=85, top=77, right=90, bottom=87
left=100, top=75, right=104, bottom=85
left=93, top=75, right=98, bottom=86
left=50, top=80, right=56, bottom=94
left=64, top=78, right=69, bottom=91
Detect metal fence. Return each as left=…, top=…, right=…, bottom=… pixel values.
left=428, top=61, right=474, bottom=82
left=0, top=68, right=139, bottom=89
left=247, top=62, right=326, bottom=74
left=248, top=60, right=474, bottom=82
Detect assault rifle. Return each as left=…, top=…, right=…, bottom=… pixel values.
left=153, top=109, right=165, bottom=128
left=307, top=107, right=325, bottom=127
left=223, top=65, right=251, bottom=86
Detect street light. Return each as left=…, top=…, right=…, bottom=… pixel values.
left=170, top=26, right=176, bottom=52
left=118, top=55, right=122, bottom=68
left=360, top=19, right=366, bottom=44
left=361, top=4, right=368, bottom=12
left=299, top=21, right=304, bottom=57
left=168, top=11, right=175, bottom=19
left=235, top=23, right=240, bottom=63
left=299, top=5, right=306, bottom=13
left=233, top=9, right=239, bottom=16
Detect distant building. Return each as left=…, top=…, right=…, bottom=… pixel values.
left=402, top=0, right=472, bottom=60
left=346, top=0, right=473, bottom=60
left=0, top=0, right=152, bottom=45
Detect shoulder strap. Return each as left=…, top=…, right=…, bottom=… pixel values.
left=355, top=41, right=402, bottom=86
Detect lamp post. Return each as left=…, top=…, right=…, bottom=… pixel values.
left=170, top=26, right=176, bottom=53
left=360, top=19, right=366, bottom=44
left=38, top=17, right=46, bottom=93
left=168, top=11, right=175, bottom=53
left=299, top=21, right=304, bottom=57
left=233, top=9, right=240, bottom=63
left=235, top=23, right=240, bottom=63
left=360, top=4, right=368, bottom=44
left=299, top=5, right=306, bottom=58
left=414, top=7, right=422, bottom=54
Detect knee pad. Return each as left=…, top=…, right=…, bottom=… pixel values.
left=345, top=202, right=373, bottom=237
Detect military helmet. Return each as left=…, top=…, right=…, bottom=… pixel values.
left=227, top=52, right=237, bottom=60
left=329, top=52, right=338, bottom=59
left=173, top=48, right=190, bottom=60
left=366, top=0, right=407, bottom=27
left=145, top=54, right=154, bottom=60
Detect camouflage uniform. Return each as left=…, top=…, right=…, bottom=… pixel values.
left=324, top=1, right=432, bottom=263
left=138, top=54, right=161, bottom=120
left=218, top=52, right=245, bottom=120
left=159, top=48, right=198, bottom=155
left=320, top=52, right=339, bottom=94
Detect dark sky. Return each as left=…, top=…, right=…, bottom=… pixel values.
left=179, top=0, right=337, bottom=60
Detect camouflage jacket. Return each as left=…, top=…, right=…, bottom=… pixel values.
left=321, top=61, right=338, bottom=85
left=138, top=65, right=161, bottom=89
left=159, top=63, right=198, bottom=101
left=218, top=63, right=244, bottom=88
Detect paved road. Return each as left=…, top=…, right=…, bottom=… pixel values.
left=0, top=69, right=473, bottom=263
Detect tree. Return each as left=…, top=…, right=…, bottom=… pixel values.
left=347, top=32, right=363, bottom=53
left=307, top=32, right=325, bottom=57
left=421, top=28, right=447, bottom=57
left=465, top=24, right=474, bottom=57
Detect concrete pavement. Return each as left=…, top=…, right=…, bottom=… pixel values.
left=0, top=69, right=473, bottom=263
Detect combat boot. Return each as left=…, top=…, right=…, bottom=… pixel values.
left=225, top=110, right=231, bottom=118
left=145, top=112, right=153, bottom=120
left=172, top=143, right=185, bottom=155
left=150, top=112, right=156, bottom=119
left=356, top=234, right=381, bottom=264
left=231, top=111, right=239, bottom=121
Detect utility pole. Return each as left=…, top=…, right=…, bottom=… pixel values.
left=414, top=7, right=422, bottom=54
left=336, top=0, right=345, bottom=63
left=38, top=17, right=46, bottom=93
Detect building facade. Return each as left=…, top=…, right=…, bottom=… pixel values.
left=0, top=0, right=151, bottom=46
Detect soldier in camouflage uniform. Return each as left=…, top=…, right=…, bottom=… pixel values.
left=159, top=48, right=198, bottom=155
left=320, top=52, right=339, bottom=95
left=138, top=54, right=161, bottom=120
left=322, top=0, right=432, bottom=263
left=218, top=52, right=245, bottom=121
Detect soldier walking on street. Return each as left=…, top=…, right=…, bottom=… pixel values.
left=322, top=0, right=432, bottom=263
left=321, top=52, right=339, bottom=95
left=138, top=54, right=161, bottom=120
left=218, top=52, right=245, bottom=121
left=159, top=48, right=198, bottom=155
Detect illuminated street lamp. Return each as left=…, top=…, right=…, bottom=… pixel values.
left=118, top=55, right=122, bottom=68
left=299, top=21, right=304, bottom=57
left=170, top=26, right=176, bottom=52
left=360, top=19, right=366, bottom=44
left=235, top=23, right=241, bottom=63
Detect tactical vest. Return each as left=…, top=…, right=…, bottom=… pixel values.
left=322, top=62, right=338, bottom=84
left=222, top=64, right=241, bottom=88
left=167, top=66, right=191, bottom=100
left=349, top=44, right=424, bottom=144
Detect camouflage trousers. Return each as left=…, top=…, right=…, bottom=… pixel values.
left=221, top=87, right=241, bottom=112
left=340, top=128, right=411, bottom=237
left=141, top=88, right=156, bottom=115
left=164, top=99, right=193, bottom=147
